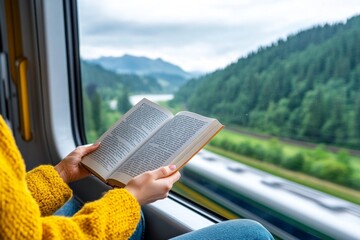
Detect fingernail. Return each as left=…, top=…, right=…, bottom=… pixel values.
left=169, top=165, right=176, bottom=171
left=94, top=142, right=101, bottom=146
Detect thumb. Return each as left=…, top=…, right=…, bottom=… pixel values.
left=77, top=142, right=100, bottom=156
left=152, top=165, right=177, bottom=179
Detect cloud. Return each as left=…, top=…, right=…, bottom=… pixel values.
left=78, top=0, right=360, bottom=72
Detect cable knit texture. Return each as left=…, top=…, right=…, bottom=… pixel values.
left=26, top=165, right=73, bottom=216
left=0, top=116, right=141, bottom=239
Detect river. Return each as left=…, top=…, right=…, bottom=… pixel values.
left=129, top=94, right=174, bottom=105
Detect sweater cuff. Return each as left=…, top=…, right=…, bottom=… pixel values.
left=72, top=188, right=141, bottom=239
left=105, top=188, right=141, bottom=238
left=26, top=165, right=72, bottom=216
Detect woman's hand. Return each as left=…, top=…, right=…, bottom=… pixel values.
left=125, top=165, right=181, bottom=205
left=54, top=143, right=100, bottom=183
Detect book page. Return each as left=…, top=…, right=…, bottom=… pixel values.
left=108, top=111, right=216, bottom=184
left=170, top=112, right=223, bottom=169
left=81, top=98, right=173, bottom=180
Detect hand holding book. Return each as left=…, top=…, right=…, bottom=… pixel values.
left=124, top=164, right=181, bottom=205
left=81, top=98, right=223, bottom=187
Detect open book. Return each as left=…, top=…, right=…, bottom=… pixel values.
left=81, top=98, right=223, bottom=187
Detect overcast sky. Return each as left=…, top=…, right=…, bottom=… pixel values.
left=77, top=0, right=360, bottom=73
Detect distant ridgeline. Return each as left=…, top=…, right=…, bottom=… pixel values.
left=82, top=54, right=197, bottom=94
left=81, top=60, right=163, bottom=96
left=172, top=15, right=360, bottom=149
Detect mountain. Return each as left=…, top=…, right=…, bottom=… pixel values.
left=88, top=55, right=200, bottom=92
left=90, top=54, right=189, bottom=76
left=81, top=60, right=163, bottom=96
left=172, top=15, right=360, bottom=148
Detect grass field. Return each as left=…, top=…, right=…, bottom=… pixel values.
left=214, top=128, right=360, bottom=172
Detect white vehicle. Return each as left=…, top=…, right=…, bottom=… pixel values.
left=180, top=150, right=360, bottom=240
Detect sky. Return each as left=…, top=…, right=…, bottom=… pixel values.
left=77, top=0, right=360, bottom=73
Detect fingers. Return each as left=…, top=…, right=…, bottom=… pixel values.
left=166, top=171, right=181, bottom=184
left=151, top=165, right=177, bottom=179
left=76, top=142, right=100, bottom=156
left=125, top=165, right=181, bottom=205
left=155, top=171, right=181, bottom=199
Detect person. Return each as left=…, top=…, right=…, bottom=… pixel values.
left=0, top=115, right=274, bottom=240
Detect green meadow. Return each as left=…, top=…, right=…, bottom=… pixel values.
left=206, top=128, right=360, bottom=205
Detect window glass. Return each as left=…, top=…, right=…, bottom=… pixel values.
left=77, top=1, right=360, bottom=238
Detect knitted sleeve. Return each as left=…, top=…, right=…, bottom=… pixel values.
left=26, top=165, right=73, bottom=216
left=41, top=189, right=141, bottom=239
left=25, top=165, right=141, bottom=239
left=25, top=166, right=141, bottom=239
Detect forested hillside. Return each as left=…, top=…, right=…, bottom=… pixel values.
left=81, top=60, right=163, bottom=96
left=89, top=55, right=195, bottom=92
left=172, top=15, right=360, bottom=149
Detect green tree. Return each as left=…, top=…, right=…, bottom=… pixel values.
left=350, top=172, right=360, bottom=189
left=281, top=152, right=305, bottom=171
left=264, top=138, right=284, bottom=164
left=265, top=99, right=290, bottom=135
left=92, top=91, right=103, bottom=137
left=308, top=145, right=328, bottom=161
left=336, top=149, right=351, bottom=166
left=82, top=90, right=97, bottom=143
left=117, top=89, right=132, bottom=114
left=309, top=159, right=349, bottom=184
left=300, top=89, right=326, bottom=141
left=321, top=97, right=346, bottom=144
left=353, top=96, right=360, bottom=147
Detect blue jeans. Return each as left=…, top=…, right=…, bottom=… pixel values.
left=129, top=211, right=145, bottom=240
left=170, top=219, right=274, bottom=240
left=129, top=217, right=273, bottom=240
left=54, top=196, right=83, bottom=216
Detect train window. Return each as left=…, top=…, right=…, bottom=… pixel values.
left=76, top=1, right=360, bottom=239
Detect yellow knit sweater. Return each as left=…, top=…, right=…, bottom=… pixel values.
left=0, top=116, right=141, bottom=239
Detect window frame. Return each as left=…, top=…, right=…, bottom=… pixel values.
left=65, top=0, right=223, bottom=232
